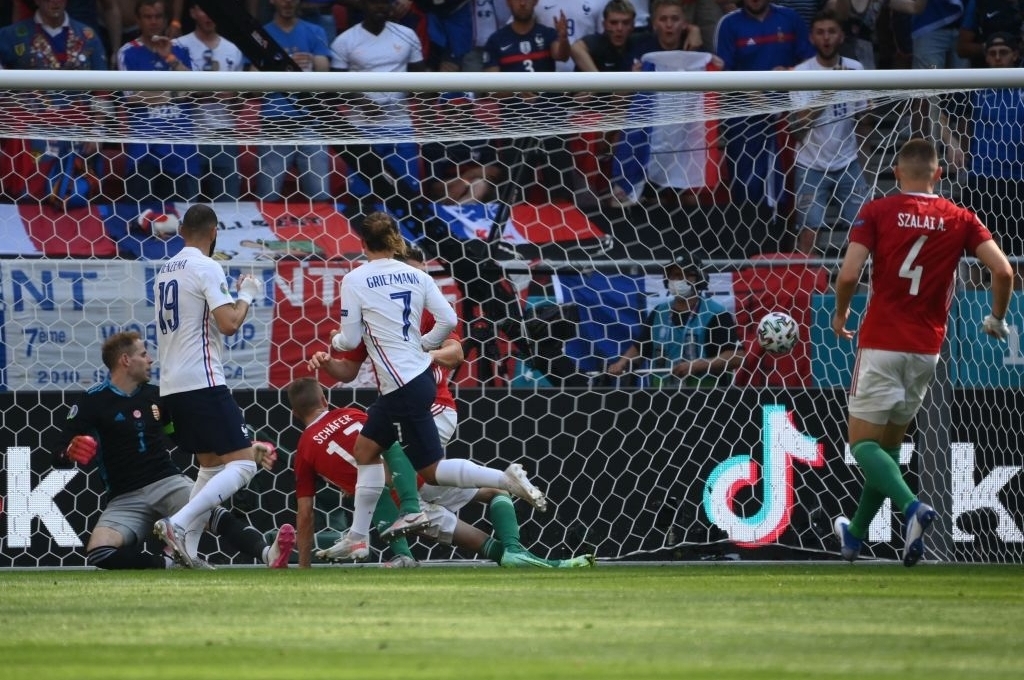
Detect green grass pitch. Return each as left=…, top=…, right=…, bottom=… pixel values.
left=2, top=564, right=1023, bottom=680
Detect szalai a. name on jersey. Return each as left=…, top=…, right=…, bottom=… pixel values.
left=897, top=213, right=946, bottom=231
left=365, top=272, right=419, bottom=288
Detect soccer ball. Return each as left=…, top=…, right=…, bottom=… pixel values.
left=756, top=311, right=799, bottom=354
left=152, top=213, right=180, bottom=236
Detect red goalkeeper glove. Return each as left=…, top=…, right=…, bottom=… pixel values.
left=67, top=435, right=98, bottom=465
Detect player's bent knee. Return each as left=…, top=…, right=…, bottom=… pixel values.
left=225, top=458, right=258, bottom=485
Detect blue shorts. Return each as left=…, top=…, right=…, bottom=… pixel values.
left=164, top=385, right=251, bottom=455
left=360, top=369, right=444, bottom=470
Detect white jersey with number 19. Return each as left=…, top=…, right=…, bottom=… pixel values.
left=155, top=246, right=236, bottom=395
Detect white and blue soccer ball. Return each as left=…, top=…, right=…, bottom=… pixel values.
left=756, top=311, right=799, bottom=354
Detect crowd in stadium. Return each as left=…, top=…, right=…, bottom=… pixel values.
left=0, top=0, right=1021, bottom=256
left=0, top=0, right=1020, bottom=392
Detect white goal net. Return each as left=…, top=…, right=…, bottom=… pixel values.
left=1, top=67, right=1022, bottom=567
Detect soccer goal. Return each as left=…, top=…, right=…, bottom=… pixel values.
left=1, top=66, right=1022, bottom=567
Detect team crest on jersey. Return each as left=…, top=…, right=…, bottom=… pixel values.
left=534, top=35, right=544, bottom=48
left=520, top=40, right=531, bottom=53
left=66, top=404, right=78, bottom=420
left=220, top=282, right=229, bottom=295
left=151, top=404, right=161, bottom=421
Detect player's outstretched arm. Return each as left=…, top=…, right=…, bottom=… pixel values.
left=296, top=495, right=316, bottom=568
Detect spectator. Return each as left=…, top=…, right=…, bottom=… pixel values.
left=715, top=0, right=813, bottom=254
left=571, top=0, right=640, bottom=198
left=776, top=0, right=822, bottom=26
left=537, top=0, right=603, bottom=71
left=829, top=0, right=885, bottom=69
left=484, top=0, right=576, bottom=202
left=572, top=0, right=640, bottom=72
left=962, top=32, right=1024, bottom=256
left=297, top=0, right=339, bottom=41
left=256, top=0, right=333, bottom=203
left=175, top=1, right=244, bottom=201
left=957, top=0, right=1022, bottom=66
left=693, top=0, right=729, bottom=48
left=330, top=0, right=424, bottom=215
left=789, top=9, right=870, bottom=254
left=607, top=253, right=744, bottom=387
left=401, top=0, right=471, bottom=70
left=117, top=0, right=200, bottom=207
left=607, top=0, right=707, bottom=208
left=891, top=0, right=969, bottom=161
left=421, top=101, right=505, bottom=204
left=0, top=0, right=108, bottom=206
left=464, top=0, right=511, bottom=70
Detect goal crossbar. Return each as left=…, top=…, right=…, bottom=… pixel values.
left=0, top=67, right=1022, bottom=93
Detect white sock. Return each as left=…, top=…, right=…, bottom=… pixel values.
left=178, top=465, right=223, bottom=558
left=434, top=459, right=505, bottom=489
left=191, top=465, right=224, bottom=500
left=170, top=460, right=256, bottom=532
left=351, top=464, right=385, bottom=538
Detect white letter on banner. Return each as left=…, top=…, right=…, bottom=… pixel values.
left=5, top=447, right=82, bottom=548
left=951, top=442, right=1023, bottom=543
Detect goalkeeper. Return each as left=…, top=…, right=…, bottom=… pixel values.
left=52, top=331, right=294, bottom=570
left=285, top=378, right=593, bottom=569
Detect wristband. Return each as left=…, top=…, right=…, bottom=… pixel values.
left=238, top=292, right=255, bottom=305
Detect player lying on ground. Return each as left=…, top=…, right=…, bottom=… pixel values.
left=53, top=330, right=295, bottom=569
left=286, top=378, right=593, bottom=568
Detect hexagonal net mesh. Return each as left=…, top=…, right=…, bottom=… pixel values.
left=1, top=68, right=1022, bottom=567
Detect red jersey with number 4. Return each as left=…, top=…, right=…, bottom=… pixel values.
left=339, top=309, right=458, bottom=410
left=850, top=192, right=992, bottom=354
left=293, top=407, right=366, bottom=498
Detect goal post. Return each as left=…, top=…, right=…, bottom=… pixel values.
left=1, top=67, right=1022, bottom=567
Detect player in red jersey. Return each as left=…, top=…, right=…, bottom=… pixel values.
left=286, top=378, right=593, bottom=568
left=831, top=138, right=1014, bottom=567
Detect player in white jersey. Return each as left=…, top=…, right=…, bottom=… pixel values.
left=151, top=204, right=263, bottom=568
left=325, top=213, right=547, bottom=561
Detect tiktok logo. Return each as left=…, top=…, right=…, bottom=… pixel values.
left=703, top=405, right=825, bottom=545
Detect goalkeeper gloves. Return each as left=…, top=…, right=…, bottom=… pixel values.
left=252, top=440, right=278, bottom=472
left=237, top=275, right=263, bottom=306
left=982, top=314, right=1010, bottom=341
left=67, top=435, right=98, bottom=465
